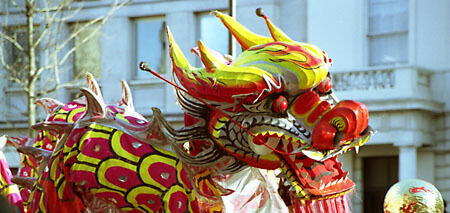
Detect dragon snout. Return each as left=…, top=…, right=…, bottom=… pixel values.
left=311, top=100, right=369, bottom=150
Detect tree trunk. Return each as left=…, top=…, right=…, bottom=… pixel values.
left=26, top=0, right=36, bottom=137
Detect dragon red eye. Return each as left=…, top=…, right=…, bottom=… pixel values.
left=273, top=96, right=288, bottom=113
left=318, top=77, right=332, bottom=93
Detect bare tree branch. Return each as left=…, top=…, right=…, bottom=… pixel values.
left=55, top=0, right=127, bottom=67
left=32, top=0, right=69, bottom=49
left=8, top=0, right=25, bottom=14
left=0, top=32, right=25, bottom=51
left=1, top=0, right=127, bottom=131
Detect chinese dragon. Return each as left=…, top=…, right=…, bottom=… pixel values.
left=2, top=9, right=373, bottom=212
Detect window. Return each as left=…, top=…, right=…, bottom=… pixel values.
left=368, top=0, right=408, bottom=66
left=71, top=21, right=102, bottom=80
left=4, top=26, right=41, bottom=86
left=133, top=17, right=166, bottom=79
left=196, top=11, right=229, bottom=66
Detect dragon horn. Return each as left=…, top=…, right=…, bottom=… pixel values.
left=86, top=72, right=103, bottom=98
left=11, top=176, right=37, bottom=189
left=213, top=10, right=273, bottom=50
left=167, top=26, right=204, bottom=93
left=167, top=26, right=195, bottom=74
left=256, top=8, right=293, bottom=42
left=32, top=121, right=74, bottom=137
left=80, top=87, right=106, bottom=121
left=198, top=40, right=226, bottom=73
left=16, top=146, right=52, bottom=165
left=34, top=98, right=64, bottom=115
left=120, top=80, right=135, bottom=111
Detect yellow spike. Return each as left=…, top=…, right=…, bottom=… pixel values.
left=256, top=8, right=293, bottom=42
left=197, top=40, right=225, bottom=73
left=213, top=10, right=273, bottom=50
left=166, top=26, right=194, bottom=71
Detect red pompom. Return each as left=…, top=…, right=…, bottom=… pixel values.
left=318, top=77, right=332, bottom=93
left=273, top=96, right=288, bottom=113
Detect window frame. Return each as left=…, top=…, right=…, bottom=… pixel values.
left=131, top=15, right=167, bottom=81
left=366, top=0, right=409, bottom=67
left=195, top=10, right=229, bottom=67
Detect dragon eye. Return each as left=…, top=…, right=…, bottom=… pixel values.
left=318, top=77, right=332, bottom=93
left=273, top=96, right=288, bottom=113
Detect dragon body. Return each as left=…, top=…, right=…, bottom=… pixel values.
left=3, top=9, right=372, bottom=212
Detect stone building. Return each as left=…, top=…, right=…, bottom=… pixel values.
left=1, top=0, right=449, bottom=212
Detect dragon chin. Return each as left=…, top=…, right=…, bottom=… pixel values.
left=247, top=129, right=373, bottom=201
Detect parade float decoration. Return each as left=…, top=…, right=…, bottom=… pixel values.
left=384, top=179, right=444, bottom=213
left=0, top=136, right=24, bottom=212
left=4, top=9, right=373, bottom=212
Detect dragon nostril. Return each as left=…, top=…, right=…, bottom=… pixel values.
left=273, top=96, right=288, bottom=113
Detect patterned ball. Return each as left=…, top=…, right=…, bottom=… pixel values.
left=384, top=179, right=444, bottom=213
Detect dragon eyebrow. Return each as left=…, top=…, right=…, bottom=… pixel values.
left=253, top=74, right=284, bottom=104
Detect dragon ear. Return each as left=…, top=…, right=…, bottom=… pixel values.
left=80, top=87, right=106, bottom=121
left=256, top=8, right=293, bottom=43
left=119, top=80, right=135, bottom=111
left=213, top=10, right=273, bottom=50
left=35, top=98, right=64, bottom=115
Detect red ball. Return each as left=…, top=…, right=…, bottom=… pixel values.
left=318, top=77, right=332, bottom=93
left=273, top=96, right=288, bottom=113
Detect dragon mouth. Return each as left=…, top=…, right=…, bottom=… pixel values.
left=250, top=129, right=373, bottom=200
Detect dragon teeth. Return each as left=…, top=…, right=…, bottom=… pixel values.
left=355, top=146, right=360, bottom=154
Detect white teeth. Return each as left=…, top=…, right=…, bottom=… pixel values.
left=332, top=179, right=338, bottom=185
left=301, top=150, right=324, bottom=161
left=354, top=146, right=360, bottom=154
left=320, top=182, right=326, bottom=189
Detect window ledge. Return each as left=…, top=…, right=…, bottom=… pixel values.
left=129, top=78, right=166, bottom=86
left=4, top=86, right=24, bottom=93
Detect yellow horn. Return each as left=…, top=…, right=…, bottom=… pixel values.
left=256, top=8, right=293, bottom=43
left=213, top=10, right=273, bottom=50
left=167, top=27, right=195, bottom=72
left=198, top=40, right=226, bottom=73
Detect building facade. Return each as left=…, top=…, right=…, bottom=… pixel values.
left=1, top=0, right=449, bottom=212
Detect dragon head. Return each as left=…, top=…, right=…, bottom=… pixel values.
left=163, top=10, right=373, bottom=202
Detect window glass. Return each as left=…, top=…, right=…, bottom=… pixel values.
left=368, top=0, right=408, bottom=66
left=71, top=21, right=102, bottom=79
left=196, top=11, right=229, bottom=66
left=4, top=26, right=41, bottom=86
left=134, top=17, right=166, bottom=79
